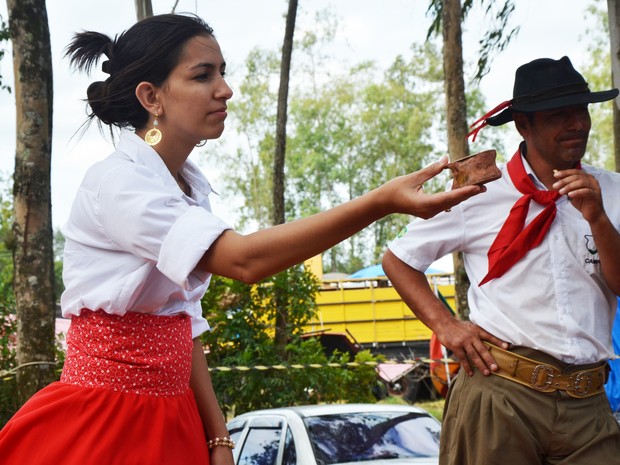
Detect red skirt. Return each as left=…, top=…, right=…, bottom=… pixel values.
left=0, top=310, right=211, bottom=465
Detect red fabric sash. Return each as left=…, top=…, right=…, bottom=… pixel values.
left=479, top=150, right=563, bottom=286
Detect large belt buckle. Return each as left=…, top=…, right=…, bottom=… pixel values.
left=530, top=364, right=555, bottom=392
left=568, top=371, right=593, bottom=398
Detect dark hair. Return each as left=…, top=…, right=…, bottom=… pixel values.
left=65, top=14, right=214, bottom=130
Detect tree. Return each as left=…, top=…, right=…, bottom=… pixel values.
left=286, top=44, right=448, bottom=271
left=607, top=0, right=620, bottom=172
left=6, top=0, right=56, bottom=405
left=426, top=0, right=518, bottom=319
left=273, top=0, right=298, bottom=227
left=134, top=0, right=153, bottom=21
left=583, top=3, right=615, bottom=171
left=222, top=36, right=492, bottom=271
left=443, top=0, right=471, bottom=318
left=0, top=15, right=10, bottom=93
left=219, top=48, right=280, bottom=231
left=273, top=0, right=299, bottom=358
left=427, top=0, right=520, bottom=83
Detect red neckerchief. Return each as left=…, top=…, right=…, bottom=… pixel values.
left=479, top=149, right=575, bottom=286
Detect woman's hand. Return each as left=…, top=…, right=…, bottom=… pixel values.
left=374, top=156, right=487, bottom=219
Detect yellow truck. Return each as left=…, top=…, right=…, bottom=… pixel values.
left=303, top=257, right=459, bottom=401
left=307, top=274, right=455, bottom=360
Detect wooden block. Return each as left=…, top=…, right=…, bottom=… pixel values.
left=448, top=149, right=501, bottom=189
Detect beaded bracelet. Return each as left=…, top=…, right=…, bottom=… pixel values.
left=207, top=436, right=236, bottom=450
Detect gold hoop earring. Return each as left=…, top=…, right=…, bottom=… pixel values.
left=145, top=112, right=162, bottom=146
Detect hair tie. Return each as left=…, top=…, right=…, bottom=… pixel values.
left=101, top=40, right=116, bottom=75
left=101, top=60, right=111, bottom=75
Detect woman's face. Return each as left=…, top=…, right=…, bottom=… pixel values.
left=157, top=34, right=233, bottom=146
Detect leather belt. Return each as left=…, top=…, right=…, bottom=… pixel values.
left=484, top=342, right=607, bottom=398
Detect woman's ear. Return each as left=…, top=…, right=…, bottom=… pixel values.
left=135, top=82, right=162, bottom=116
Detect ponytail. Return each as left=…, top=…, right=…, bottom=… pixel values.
left=65, top=31, right=115, bottom=75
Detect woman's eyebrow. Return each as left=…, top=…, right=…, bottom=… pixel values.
left=189, top=61, right=226, bottom=71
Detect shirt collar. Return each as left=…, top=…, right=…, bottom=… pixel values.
left=519, top=142, right=547, bottom=191
left=115, top=129, right=217, bottom=198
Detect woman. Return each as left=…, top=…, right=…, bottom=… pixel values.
left=0, top=13, right=484, bottom=465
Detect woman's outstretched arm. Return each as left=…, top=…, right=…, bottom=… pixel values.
left=199, top=157, right=485, bottom=283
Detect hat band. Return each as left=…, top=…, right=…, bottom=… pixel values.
left=514, top=83, right=590, bottom=107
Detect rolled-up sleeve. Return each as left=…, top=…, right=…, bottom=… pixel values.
left=97, top=163, right=231, bottom=289
left=158, top=206, right=231, bottom=289
left=388, top=206, right=465, bottom=272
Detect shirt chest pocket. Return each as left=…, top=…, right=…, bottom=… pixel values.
left=563, top=216, right=600, bottom=275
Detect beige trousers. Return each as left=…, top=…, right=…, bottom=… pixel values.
left=440, top=365, right=620, bottom=465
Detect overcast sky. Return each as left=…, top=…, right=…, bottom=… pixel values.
left=0, top=0, right=604, bottom=229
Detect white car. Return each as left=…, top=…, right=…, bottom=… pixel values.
left=227, top=403, right=441, bottom=465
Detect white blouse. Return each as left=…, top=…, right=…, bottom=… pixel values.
left=61, top=130, right=232, bottom=338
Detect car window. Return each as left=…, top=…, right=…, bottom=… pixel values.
left=237, top=427, right=282, bottom=465
left=282, top=426, right=296, bottom=465
left=304, top=411, right=440, bottom=464
left=228, top=419, right=247, bottom=446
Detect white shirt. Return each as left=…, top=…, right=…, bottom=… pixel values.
left=61, top=130, right=232, bottom=338
left=389, top=153, right=620, bottom=364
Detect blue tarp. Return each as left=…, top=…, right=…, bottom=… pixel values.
left=348, top=264, right=444, bottom=279
left=605, top=297, right=620, bottom=413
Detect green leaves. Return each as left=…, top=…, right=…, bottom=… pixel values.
left=201, top=266, right=381, bottom=416
left=0, top=15, right=10, bottom=93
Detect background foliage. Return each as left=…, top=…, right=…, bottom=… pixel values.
left=215, top=13, right=512, bottom=274
left=200, top=265, right=382, bottom=418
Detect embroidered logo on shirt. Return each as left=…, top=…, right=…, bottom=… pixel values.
left=584, top=234, right=600, bottom=265
left=396, top=227, right=408, bottom=239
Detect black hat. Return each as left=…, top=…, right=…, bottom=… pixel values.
left=468, top=56, right=619, bottom=139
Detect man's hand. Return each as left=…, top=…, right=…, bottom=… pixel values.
left=553, top=169, right=604, bottom=223
left=435, top=318, right=509, bottom=376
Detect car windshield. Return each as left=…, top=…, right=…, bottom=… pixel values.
left=303, top=411, right=440, bottom=464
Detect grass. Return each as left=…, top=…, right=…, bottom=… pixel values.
left=378, top=395, right=445, bottom=421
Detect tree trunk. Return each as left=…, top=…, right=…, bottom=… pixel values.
left=442, top=0, right=471, bottom=319
left=273, top=0, right=297, bottom=227
left=135, top=0, right=153, bottom=21
left=608, top=0, right=620, bottom=172
left=273, top=0, right=298, bottom=358
left=6, top=0, right=56, bottom=405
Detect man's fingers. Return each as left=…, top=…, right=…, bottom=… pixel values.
left=456, top=354, right=474, bottom=377
left=481, top=333, right=510, bottom=351
left=463, top=344, right=492, bottom=376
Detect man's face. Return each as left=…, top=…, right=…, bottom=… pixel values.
left=515, top=104, right=591, bottom=168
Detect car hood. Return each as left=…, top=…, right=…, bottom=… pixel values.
left=337, top=458, right=438, bottom=465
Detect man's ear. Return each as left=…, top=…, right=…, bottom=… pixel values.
left=135, top=81, right=161, bottom=116
left=513, top=113, right=528, bottom=137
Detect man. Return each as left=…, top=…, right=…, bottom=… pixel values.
left=383, top=56, right=620, bottom=464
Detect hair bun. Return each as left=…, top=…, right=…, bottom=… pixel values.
left=86, top=81, right=114, bottom=125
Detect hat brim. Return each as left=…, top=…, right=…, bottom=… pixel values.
left=486, top=88, right=619, bottom=126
